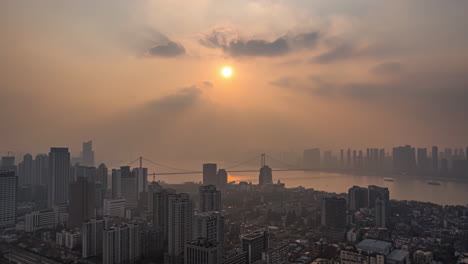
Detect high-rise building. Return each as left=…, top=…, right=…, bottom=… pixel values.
left=193, top=212, right=224, bottom=245
left=347, top=149, right=351, bottom=168
left=18, top=153, right=34, bottom=186
left=348, top=186, right=369, bottom=211
left=133, top=167, right=148, bottom=196
left=69, top=177, right=96, bottom=229
left=185, top=238, right=221, bottom=264
left=25, top=209, right=56, bottom=232
left=241, top=230, right=269, bottom=264
left=111, top=168, right=122, bottom=199
left=82, top=218, right=111, bottom=258
left=203, top=163, right=217, bottom=186
left=392, top=145, right=416, bottom=173
left=303, top=148, right=321, bottom=169
left=417, top=148, right=429, bottom=172
left=103, top=198, right=126, bottom=217
left=375, top=199, right=386, bottom=228
left=168, top=193, right=194, bottom=262
left=120, top=166, right=138, bottom=209
left=153, top=189, right=174, bottom=253
left=34, top=154, right=49, bottom=186
left=97, top=163, right=108, bottom=190
left=81, top=140, right=95, bottom=167
left=48, top=147, right=71, bottom=206
left=259, top=166, right=273, bottom=186
left=262, top=242, right=288, bottom=264
left=321, top=197, right=346, bottom=228
left=0, top=171, right=17, bottom=228
left=217, top=169, right=228, bottom=188
left=1, top=156, right=16, bottom=173
left=368, top=185, right=389, bottom=208
left=102, top=223, right=141, bottom=264
left=199, top=185, right=221, bottom=213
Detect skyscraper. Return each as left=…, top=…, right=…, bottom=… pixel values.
left=133, top=167, right=148, bottom=196
left=153, top=189, right=174, bottom=250
left=168, top=193, right=194, bottom=263
left=34, top=154, right=49, bottom=186
left=102, top=223, right=141, bottom=264
left=1, top=156, right=16, bottom=174
left=82, top=218, right=110, bottom=258
left=111, top=168, right=122, bottom=199
left=321, top=197, right=346, bottom=228
left=69, top=177, right=96, bottom=229
left=203, top=163, right=217, bottom=186
left=217, top=169, right=228, bottom=188
left=241, top=230, right=269, bottom=264
left=432, top=146, right=439, bottom=173
left=303, top=148, right=320, bottom=169
left=368, top=185, right=389, bottom=208
left=97, top=163, right=108, bottom=190
left=375, top=199, right=387, bottom=228
left=185, top=238, right=221, bottom=264
left=120, top=166, right=137, bottom=208
left=193, top=212, right=224, bottom=245
left=48, top=147, right=71, bottom=207
left=81, top=140, right=95, bottom=167
left=0, top=171, right=17, bottom=228
left=18, top=153, right=34, bottom=186
left=259, top=165, right=273, bottom=186
left=199, top=185, right=221, bottom=213
left=348, top=186, right=369, bottom=211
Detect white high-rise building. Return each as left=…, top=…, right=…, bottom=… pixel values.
left=48, top=147, right=71, bottom=206
left=102, top=223, right=140, bottom=264
left=168, top=193, right=194, bottom=263
left=25, top=209, right=56, bottom=232
left=103, top=198, right=126, bottom=217
left=82, top=218, right=111, bottom=258
left=0, top=171, right=17, bottom=228
left=199, top=185, right=221, bottom=213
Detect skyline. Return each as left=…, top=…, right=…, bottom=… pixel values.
left=2, top=1, right=468, bottom=162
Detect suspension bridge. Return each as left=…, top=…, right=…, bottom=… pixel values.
left=125, top=153, right=306, bottom=181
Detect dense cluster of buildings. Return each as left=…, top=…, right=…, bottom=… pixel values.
left=1, top=142, right=468, bottom=263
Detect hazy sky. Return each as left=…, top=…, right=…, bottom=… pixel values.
left=1, top=0, right=467, bottom=163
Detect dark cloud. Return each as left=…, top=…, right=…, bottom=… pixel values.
left=371, top=62, right=403, bottom=75
left=200, top=28, right=320, bottom=57
left=148, top=41, right=185, bottom=57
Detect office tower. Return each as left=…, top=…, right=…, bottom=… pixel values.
left=241, top=230, right=269, bottom=264
left=199, top=185, right=221, bottom=213
left=168, top=193, right=194, bottom=262
left=321, top=197, right=346, bottom=228
left=133, top=167, right=148, bottom=196
left=82, top=218, right=111, bottom=258
left=193, top=212, right=224, bottom=245
left=185, top=238, right=220, bottom=264
left=25, top=209, right=56, bottom=232
left=375, top=199, right=386, bottom=228
left=0, top=171, right=17, bottom=228
left=217, top=169, right=228, bottom=188
left=69, top=177, right=96, bottom=229
left=81, top=140, right=95, bottom=167
left=432, top=146, right=439, bottom=173
left=303, top=148, right=320, bottom=169
left=368, top=185, right=390, bottom=208
left=258, top=165, right=273, bottom=186
left=18, top=153, right=34, bottom=186
left=48, top=147, right=71, bottom=206
left=348, top=186, right=369, bottom=210
left=203, top=163, right=217, bottom=186
left=103, top=198, right=126, bottom=217
left=111, top=168, right=122, bottom=198
left=103, top=223, right=141, bottom=264
left=34, top=154, right=49, bottom=186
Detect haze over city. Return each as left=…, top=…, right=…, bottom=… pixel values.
left=1, top=1, right=468, bottom=264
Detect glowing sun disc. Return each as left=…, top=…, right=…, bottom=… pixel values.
left=221, top=66, right=233, bottom=78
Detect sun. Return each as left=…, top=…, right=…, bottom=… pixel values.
left=221, top=66, right=233, bottom=78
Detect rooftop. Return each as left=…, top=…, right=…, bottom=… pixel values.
left=356, top=239, right=392, bottom=255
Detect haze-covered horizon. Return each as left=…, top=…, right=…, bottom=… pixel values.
left=2, top=0, right=468, bottom=163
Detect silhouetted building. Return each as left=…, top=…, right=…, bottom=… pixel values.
left=0, top=171, right=17, bottom=228
left=432, top=146, right=439, bottom=173
left=111, top=168, right=122, bottom=198
left=82, top=218, right=111, bottom=258
left=368, top=185, right=389, bottom=208
left=392, top=145, right=416, bottom=173
left=349, top=186, right=369, bottom=210
left=48, top=147, right=71, bottom=206
left=34, top=154, right=49, bottom=186
left=81, top=140, right=95, bottom=167
left=120, top=166, right=137, bottom=209
left=18, top=153, right=34, bottom=186
left=133, top=167, right=148, bottom=196
left=375, top=199, right=387, bottom=228
left=259, top=165, right=273, bottom=186
left=168, top=193, right=194, bottom=263
left=199, top=185, right=221, bottom=213
left=303, top=148, right=321, bottom=169
left=241, top=230, right=269, bottom=264
left=217, top=169, right=228, bottom=188
left=321, top=197, right=346, bottom=228
left=153, top=189, right=174, bottom=251
left=203, top=163, right=217, bottom=186
left=69, top=177, right=96, bottom=229
left=97, top=163, right=108, bottom=191
left=1, top=156, right=16, bottom=173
